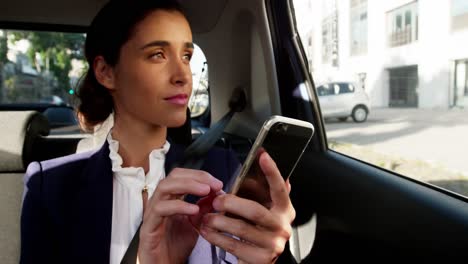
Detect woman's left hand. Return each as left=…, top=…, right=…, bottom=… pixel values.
left=200, top=152, right=296, bottom=264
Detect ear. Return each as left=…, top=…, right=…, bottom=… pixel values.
left=93, top=56, right=115, bottom=90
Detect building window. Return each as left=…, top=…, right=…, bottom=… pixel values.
left=357, top=72, right=367, bottom=90
left=452, top=0, right=468, bottom=31
left=387, top=1, right=418, bottom=47
left=322, top=0, right=339, bottom=66
left=350, top=0, right=368, bottom=55
left=454, top=59, right=468, bottom=107
left=389, top=66, right=418, bottom=107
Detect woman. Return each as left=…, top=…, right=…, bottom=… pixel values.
left=20, top=0, right=295, bottom=263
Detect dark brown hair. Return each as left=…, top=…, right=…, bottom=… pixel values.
left=76, top=0, right=185, bottom=132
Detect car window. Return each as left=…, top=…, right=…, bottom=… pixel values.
left=188, top=45, right=209, bottom=118
left=293, top=0, right=468, bottom=197
left=0, top=29, right=209, bottom=119
left=317, top=84, right=335, bottom=96
left=0, top=29, right=86, bottom=105
left=316, top=85, right=325, bottom=96
left=338, top=83, right=355, bottom=94
left=333, top=84, right=340, bottom=95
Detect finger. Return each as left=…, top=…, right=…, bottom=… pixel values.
left=169, top=168, right=223, bottom=191
left=152, top=178, right=212, bottom=201
left=203, top=213, right=284, bottom=250
left=189, top=191, right=219, bottom=229
left=235, top=178, right=271, bottom=208
left=142, top=200, right=199, bottom=233
left=259, top=152, right=290, bottom=209
left=200, top=225, right=279, bottom=264
left=213, top=194, right=279, bottom=229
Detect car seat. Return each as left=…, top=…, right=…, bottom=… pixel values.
left=0, top=111, right=49, bottom=264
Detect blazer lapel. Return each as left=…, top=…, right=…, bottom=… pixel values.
left=64, top=139, right=190, bottom=263
left=70, top=141, right=113, bottom=263
left=164, top=141, right=185, bottom=174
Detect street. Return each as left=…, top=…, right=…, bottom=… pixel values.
left=324, top=107, right=468, bottom=176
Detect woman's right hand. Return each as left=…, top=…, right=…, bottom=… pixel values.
left=137, top=168, right=223, bottom=264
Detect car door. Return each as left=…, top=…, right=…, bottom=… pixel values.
left=330, top=82, right=354, bottom=116
left=336, top=82, right=356, bottom=115
left=315, top=84, right=334, bottom=117
left=325, top=83, right=344, bottom=116
left=268, top=0, right=468, bottom=262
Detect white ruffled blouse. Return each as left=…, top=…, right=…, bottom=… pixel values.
left=107, top=132, right=170, bottom=264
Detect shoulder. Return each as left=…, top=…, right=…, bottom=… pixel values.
left=23, top=147, right=104, bottom=205
left=40, top=149, right=95, bottom=173
left=24, top=150, right=96, bottom=187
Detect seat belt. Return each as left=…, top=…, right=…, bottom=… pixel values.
left=120, top=89, right=246, bottom=264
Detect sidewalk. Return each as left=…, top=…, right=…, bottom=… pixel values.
left=325, top=107, right=468, bottom=177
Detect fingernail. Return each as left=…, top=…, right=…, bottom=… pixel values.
left=212, top=178, right=223, bottom=189
left=261, top=151, right=271, bottom=162
left=212, top=196, right=221, bottom=210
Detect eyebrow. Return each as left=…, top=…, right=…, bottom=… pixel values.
left=140, top=40, right=194, bottom=50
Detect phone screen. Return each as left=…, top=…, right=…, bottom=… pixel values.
left=234, top=122, right=313, bottom=209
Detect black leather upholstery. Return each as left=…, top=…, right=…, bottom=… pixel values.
left=22, top=112, right=50, bottom=168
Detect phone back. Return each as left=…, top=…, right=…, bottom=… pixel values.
left=231, top=116, right=314, bottom=208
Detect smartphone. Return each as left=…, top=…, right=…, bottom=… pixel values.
left=228, top=115, right=314, bottom=209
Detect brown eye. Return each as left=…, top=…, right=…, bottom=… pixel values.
left=183, top=53, right=192, bottom=62
left=149, top=51, right=165, bottom=60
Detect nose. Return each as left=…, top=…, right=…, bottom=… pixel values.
left=170, top=57, right=192, bottom=87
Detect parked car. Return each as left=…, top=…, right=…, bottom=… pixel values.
left=316, top=82, right=370, bottom=122
left=39, top=95, right=67, bottom=106
left=0, top=103, right=79, bottom=131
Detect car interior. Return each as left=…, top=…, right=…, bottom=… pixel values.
left=1, top=0, right=468, bottom=263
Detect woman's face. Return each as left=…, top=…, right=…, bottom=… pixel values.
left=110, top=9, right=193, bottom=128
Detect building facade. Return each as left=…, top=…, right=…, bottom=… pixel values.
left=296, top=0, right=468, bottom=109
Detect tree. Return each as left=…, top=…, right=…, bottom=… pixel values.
left=10, top=31, right=86, bottom=95
left=0, top=30, right=8, bottom=101
left=0, top=31, right=7, bottom=63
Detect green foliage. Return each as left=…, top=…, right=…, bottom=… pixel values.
left=10, top=30, right=86, bottom=92
left=0, top=33, right=7, bottom=64
left=0, top=30, right=9, bottom=102
left=4, top=77, right=18, bottom=100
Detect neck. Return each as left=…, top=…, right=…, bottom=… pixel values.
left=111, top=115, right=167, bottom=173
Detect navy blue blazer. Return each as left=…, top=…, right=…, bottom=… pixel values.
left=20, top=141, right=240, bottom=264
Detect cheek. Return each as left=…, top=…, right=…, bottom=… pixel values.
left=120, top=66, right=166, bottom=98
left=188, top=79, right=193, bottom=93
left=137, top=72, right=165, bottom=96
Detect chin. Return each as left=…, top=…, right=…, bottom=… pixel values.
left=166, top=111, right=188, bottom=128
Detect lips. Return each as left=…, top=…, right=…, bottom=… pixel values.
left=164, top=94, right=189, bottom=106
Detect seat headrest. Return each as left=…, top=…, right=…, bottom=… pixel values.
left=0, top=111, right=50, bottom=172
